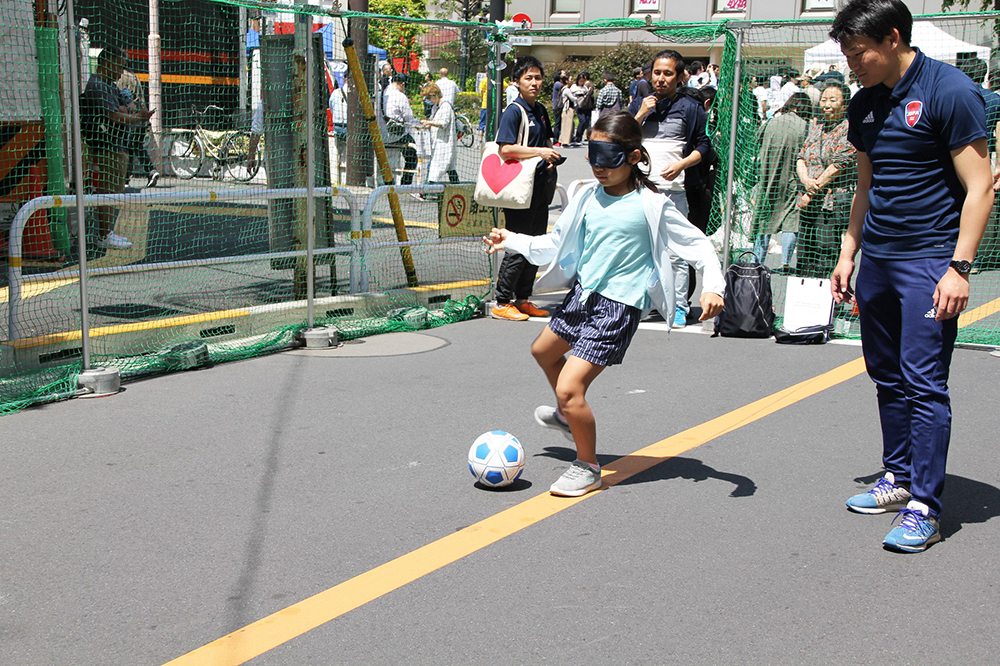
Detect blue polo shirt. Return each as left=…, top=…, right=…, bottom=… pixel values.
left=496, top=96, right=553, bottom=173
left=847, top=48, right=987, bottom=259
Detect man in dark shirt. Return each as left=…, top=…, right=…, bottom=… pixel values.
left=490, top=56, right=561, bottom=321
left=830, top=0, right=993, bottom=552
left=81, top=46, right=154, bottom=250
left=628, top=49, right=712, bottom=328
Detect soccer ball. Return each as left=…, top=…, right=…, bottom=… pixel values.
left=468, top=431, right=525, bottom=488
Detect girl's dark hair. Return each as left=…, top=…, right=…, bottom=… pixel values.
left=511, top=55, right=544, bottom=82
left=830, top=0, right=912, bottom=46
left=591, top=111, right=657, bottom=193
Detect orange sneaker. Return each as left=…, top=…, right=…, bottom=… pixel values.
left=491, top=303, right=529, bottom=321
left=516, top=301, right=550, bottom=317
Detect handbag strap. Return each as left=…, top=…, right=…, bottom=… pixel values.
left=516, top=102, right=531, bottom=148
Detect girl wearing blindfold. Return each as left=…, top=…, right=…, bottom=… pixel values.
left=483, top=112, right=725, bottom=498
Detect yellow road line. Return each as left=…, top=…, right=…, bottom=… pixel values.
left=0, top=277, right=79, bottom=304
left=406, top=279, right=489, bottom=293
left=958, top=294, right=1000, bottom=327
left=152, top=204, right=268, bottom=217
left=164, top=356, right=868, bottom=666
left=372, top=215, right=438, bottom=230
left=4, top=309, right=250, bottom=350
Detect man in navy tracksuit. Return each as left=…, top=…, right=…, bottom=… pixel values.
left=829, top=0, right=994, bottom=552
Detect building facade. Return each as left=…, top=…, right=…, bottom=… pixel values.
left=504, top=0, right=948, bottom=62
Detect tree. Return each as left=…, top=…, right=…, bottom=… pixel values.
left=940, top=0, right=998, bottom=10
left=369, top=0, right=428, bottom=70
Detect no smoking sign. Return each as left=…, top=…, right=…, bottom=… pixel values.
left=439, top=186, right=497, bottom=238
left=445, top=192, right=466, bottom=227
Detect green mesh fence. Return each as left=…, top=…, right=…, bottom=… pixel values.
left=3, top=5, right=1000, bottom=415
left=1, top=0, right=496, bottom=413
left=716, top=14, right=1000, bottom=341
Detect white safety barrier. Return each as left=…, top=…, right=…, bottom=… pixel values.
left=6, top=187, right=358, bottom=341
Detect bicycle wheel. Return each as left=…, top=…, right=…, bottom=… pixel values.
left=223, top=130, right=259, bottom=182
left=456, top=115, right=475, bottom=148
left=169, top=131, right=203, bottom=180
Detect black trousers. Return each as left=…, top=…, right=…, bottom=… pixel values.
left=573, top=110, right=592, bottom=143
left=391, top=134, right=418, bottom=185
left=797, top=201, right=849, bottom=279
left=126, top=131, right=155, bottom=175
left=496, top=172, right=555, bottom=304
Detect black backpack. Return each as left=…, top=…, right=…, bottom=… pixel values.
left=717, top=252, right=775, bottom=338
left=578, top=85, right=595, bottom=112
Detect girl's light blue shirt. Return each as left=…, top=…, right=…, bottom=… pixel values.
left=577, top=188, right=655, bottom=310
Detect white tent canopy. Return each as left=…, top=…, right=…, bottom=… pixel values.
left=804, top=21, right=990, bottom=71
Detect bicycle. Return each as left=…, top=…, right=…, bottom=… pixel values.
left=455, top=113, right=475, bottom=148
left=168, top=105, right=259, bottom=182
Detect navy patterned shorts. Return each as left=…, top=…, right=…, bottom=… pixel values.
left=548, top=282, right=642, bottom=367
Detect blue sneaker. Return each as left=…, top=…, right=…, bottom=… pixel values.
left=672, top=307, right=687, bottom=329
left=845, top=472, right=912, bottom=514
left=883, top=501, right=941, bottom=553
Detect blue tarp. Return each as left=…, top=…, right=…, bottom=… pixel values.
left=312, top=24, right=387, bottom=60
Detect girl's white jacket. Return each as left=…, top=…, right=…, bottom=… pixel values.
left=504, top=182, right=726, bottom=318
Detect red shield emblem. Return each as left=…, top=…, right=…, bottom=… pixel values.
left=905, top=100, right=922, bottom=127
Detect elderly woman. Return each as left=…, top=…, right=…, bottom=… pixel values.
left=752, top=91, right=814, bottom=272
left=794, top=81, right=856, bottom=279
left=419, top=83, right=458, bottom=184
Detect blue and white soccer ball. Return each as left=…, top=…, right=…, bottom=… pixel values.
left=468, top=430, right=525, bottom=488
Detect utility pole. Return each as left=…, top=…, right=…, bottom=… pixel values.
left=346, top=0, right=373, bottom=186
left=488, top=0, right=504, bottom=134
left=459, top=0, right=469, bottom=91
left=148, top=0, right=162, bottom=170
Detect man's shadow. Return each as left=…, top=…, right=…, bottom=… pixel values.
left=854, top=471, right=1000, bottom=539
left=536, top=447, right=756, bottom=498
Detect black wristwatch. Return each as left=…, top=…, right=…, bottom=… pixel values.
left=950, top=259, right=973, bottom=275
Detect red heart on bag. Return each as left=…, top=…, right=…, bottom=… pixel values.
left=481, top=153, right=522, bottom=194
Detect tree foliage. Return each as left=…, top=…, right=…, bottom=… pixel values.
left=369, top=0, right=428, bottom=62
left=940, top=0, right=997, bottom=10
left=547, top=41, right=661, bottom=100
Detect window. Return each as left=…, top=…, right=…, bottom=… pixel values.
left=715, top=0, right=746, bottom=12
left=633, top=0, right=660, bottom=12
left=552, top=0, right=581, bottom=12
left=802, top=0, right=837, bottom=10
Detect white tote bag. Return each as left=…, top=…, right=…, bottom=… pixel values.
left=474, top=103, right=542, bottom=210
left=783, top=276, right=835, bottom=331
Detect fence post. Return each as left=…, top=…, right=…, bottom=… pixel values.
left=66, top=0, right=120, bottom=394
left=721, top=21, right=749, bottom=270
left=301, top=11, right=317, bottom=329
left=65, top=0, right=93, bottom=370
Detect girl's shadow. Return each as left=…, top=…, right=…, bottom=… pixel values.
left=536, top=447, right=756, bottom=498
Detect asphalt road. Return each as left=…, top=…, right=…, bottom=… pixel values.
left=3, top=310, right=1000, bottom=665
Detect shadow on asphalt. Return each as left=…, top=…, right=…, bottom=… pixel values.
left=536, top=446, right=757, bottom=498
left=853, top=470, right=1000, bottom=539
